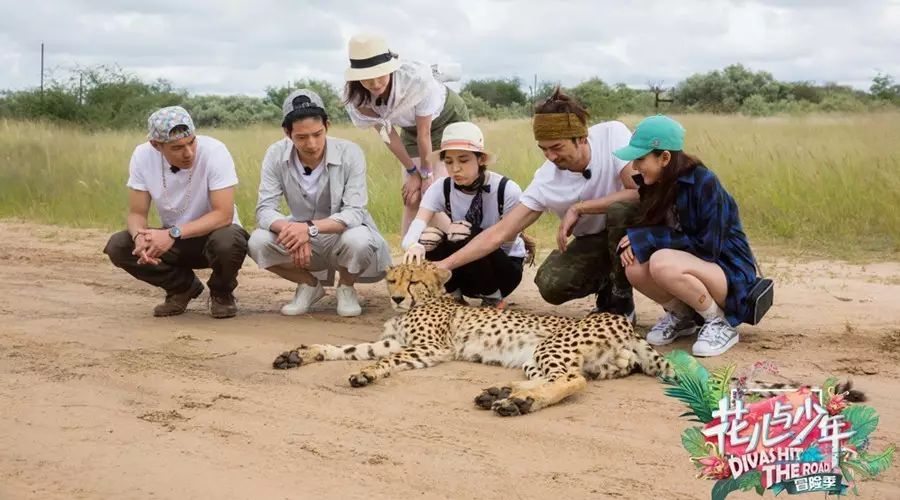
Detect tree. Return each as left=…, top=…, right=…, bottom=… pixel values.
left=184, top=95, right=279, bottom=128
left=673, top=64, right=780, bottom=112
left=462, top=78, right=528, bottom=107
left=871, top=72, right=900, bottom=103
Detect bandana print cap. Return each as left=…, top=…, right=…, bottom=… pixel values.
left=147, top=106, right=195, bottom=142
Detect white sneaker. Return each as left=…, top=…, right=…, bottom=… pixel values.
left=281, top=282, right=325, bottom=316
left=335, top=285, right=362, bottom=317
left=646, top=311, right=698, bottom=346
left=692, top=317, right=739, bottom=357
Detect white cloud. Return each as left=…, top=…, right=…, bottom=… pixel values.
left=1, top=0, right=898, bottom=95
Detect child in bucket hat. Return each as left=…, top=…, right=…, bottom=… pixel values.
left=614, top=115, right=761, bottom=357
left=399, top=122, right=530, bottom=308
left=342, top=33, right=470, bottom=238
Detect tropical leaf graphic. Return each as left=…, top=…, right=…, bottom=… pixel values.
left=842, top=405, right=879, bottom=448
left=664, top=372, right=714, bottom=423
left=682, top=427, right=708, bottom=459
left=707, top=364, right=736, bottom=411
left=737, top=470, right=762, bottom=492
left=821, top=376, right=838, bottom=405
left=666, top=350, right=709, bottom=385
left=844, top=445, right=896, bottom=478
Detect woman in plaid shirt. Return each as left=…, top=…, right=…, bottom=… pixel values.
left=614, top=115, right=758, bottom=357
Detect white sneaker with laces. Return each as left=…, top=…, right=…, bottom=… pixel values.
left=335, top=285, right=362, bottom=317
left=646, top=311, right=698, bottom=346
left=281, top=282, right=325, bottom=316
left=692, top=317, right=739, bottom=357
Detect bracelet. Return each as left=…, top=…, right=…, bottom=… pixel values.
left=405, top=165, right=418, bottom=174
left=132, top=233, right=140, bottom=242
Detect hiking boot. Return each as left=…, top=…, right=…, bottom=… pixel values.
left=692, top=317, right=740, bottom=357
left=646, top=311, right=698, bottom=346
left=336, top=285, right=362, bottom=317
left=281, top=282, right=325, bottom=316
left=210, top=293, right=238, bottom=319
left=153, top=279, right=204, bottom=317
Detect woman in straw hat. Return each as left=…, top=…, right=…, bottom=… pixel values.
left=343, top=33, right=469, bottom=236
left=400, top=122, right=528, bottom=308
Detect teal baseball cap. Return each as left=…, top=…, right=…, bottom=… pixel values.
left=613, top=115, right=685, bottom=161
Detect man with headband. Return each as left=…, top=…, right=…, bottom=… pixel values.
left=434, top=88, right=640, bottom=320
left=248, top=89, right=391, bottom=317
left=104, top=106, right=249, bottom=319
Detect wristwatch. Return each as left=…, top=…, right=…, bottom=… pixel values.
left=418, top=169, right=433, bottom=180
left=167, top=226, right=182, bottom=240
left=303, top=221, right=319, bottom=238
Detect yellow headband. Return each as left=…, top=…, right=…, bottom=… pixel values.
left=533, top=113, right=588, bottom=141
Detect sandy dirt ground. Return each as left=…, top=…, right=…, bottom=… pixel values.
left=0, top=221, right=898, bottom=500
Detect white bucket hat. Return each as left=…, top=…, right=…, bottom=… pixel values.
left=427, top=122, right=496, bottom=165
left=344, top=34, right=402, bottom=81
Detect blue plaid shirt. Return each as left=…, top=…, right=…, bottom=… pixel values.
left=627, top=166, right=758, bottom=326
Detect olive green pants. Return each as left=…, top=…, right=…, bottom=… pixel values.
left=534, top=202, right=639, bottom=311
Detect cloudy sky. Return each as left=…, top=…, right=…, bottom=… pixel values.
left=2, top=0, right=898, bottom=95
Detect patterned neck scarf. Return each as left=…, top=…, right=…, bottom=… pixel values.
left=457, top=172, right=489, bottom=227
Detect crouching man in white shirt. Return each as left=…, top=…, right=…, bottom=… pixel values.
left=248, top=90, right=391, bottom=317
left=434, top=89, right=641, bottom=320
left=104, top=106, right=249, bottom=319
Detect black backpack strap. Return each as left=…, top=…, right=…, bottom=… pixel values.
left=443, top=177, right=452, bottom=216
left=497, top=176, right=509, bottom=216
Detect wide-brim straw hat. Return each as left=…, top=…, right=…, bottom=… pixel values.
left=427, top=122, right=497, bottom=165
left=344, top=33, right=402, bottom=81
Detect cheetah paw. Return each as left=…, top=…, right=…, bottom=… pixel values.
left=272, top=345, right=324, bottom=370
left=273, top=350, right=303, bottom=369
left=474, top=386, right=512, bottom=410
left=492, top=397, right=534, bottom=417
left=348, top=372, right=375, bottom=388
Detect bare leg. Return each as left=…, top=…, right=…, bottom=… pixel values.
left=625, top=260, right=674, bottom=303
left=337, top=266, right=358, bottom=287
left=647, top=249, right=728, bottom=310
left=267, top=264, right=317, bottom=286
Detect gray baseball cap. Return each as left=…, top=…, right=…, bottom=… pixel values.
left=282, top=89, right=326, bottom=119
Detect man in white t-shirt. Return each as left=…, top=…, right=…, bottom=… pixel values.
left=103, top=106, right=249, bottom=318
left=247, top=89, right=391, bottom=317
left=434, top=89, right=641, bottom=319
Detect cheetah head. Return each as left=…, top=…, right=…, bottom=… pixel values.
left=385, top=262, right=452, bottom=311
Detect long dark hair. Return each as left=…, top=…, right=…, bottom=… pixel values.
left=637, top=150, right=702, bottom=226
left=343, top=74, right=394, bottom=107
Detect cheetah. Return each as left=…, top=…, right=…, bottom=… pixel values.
left=272, top=262, right=675, bottom=416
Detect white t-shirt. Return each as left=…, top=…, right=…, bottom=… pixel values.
left=291, top=150, right=327, bottom=200
left=519, top=121, right=632, bottom=236
left=126, top=135, right=241, bottom=228
left=420, top=172, right=527, bottom=258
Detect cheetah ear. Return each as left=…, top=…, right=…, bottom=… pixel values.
left=435, top=267, right=452, bottom=285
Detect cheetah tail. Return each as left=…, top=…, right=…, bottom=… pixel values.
left=736, top=379, right=866, bottom=403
